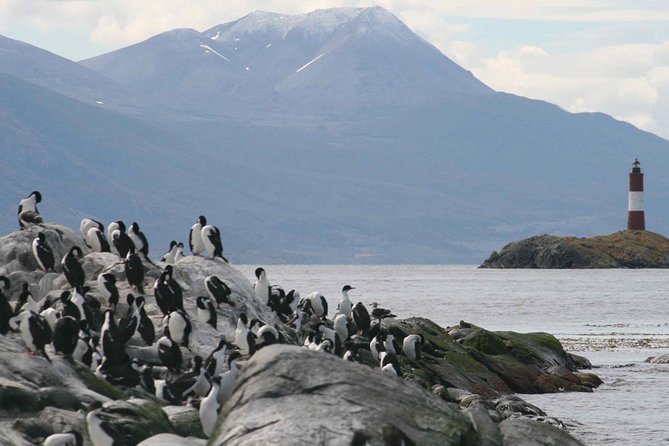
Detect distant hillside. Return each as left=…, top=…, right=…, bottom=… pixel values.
left=481, top=231, right=669, bottom=268
left=1, top=7, right=669, bottom=263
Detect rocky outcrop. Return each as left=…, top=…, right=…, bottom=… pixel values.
left=382, top=319, right=601, bottom=398
left=0, top=223, right=597, bottom=445
left=210, top=345, right=586, bottom=446
left=481, top=230, right=669, bottom=268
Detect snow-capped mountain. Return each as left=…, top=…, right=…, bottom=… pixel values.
left=2, top=7, right=669, bottom=263
left=80, top=7, right=490, bottom=113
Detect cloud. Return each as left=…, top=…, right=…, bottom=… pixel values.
left=469, top=40, right=669, bottom=138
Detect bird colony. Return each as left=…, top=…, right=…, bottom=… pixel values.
left=5, top=192, right=425, bottom=445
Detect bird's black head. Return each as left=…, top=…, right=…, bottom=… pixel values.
left=103, top=273, right=116, bottom=284
left=116, top=221, right=126, bottom=232
left=30, top=191, right=42, bottom=203
left=193, top=355, right=203, bottom=368
left=239, top=313, right=248, bottom=325
left=126, top=294, right=135, bottom=306
left=21, top=283, right=29, bottom=292
left=37, top=232, right=46, bottom=241
left=196, top=296, right=207, bottom=308
left=60, top=291, right=71, bottom=302
left=177, top=242, right=184, bottom=248
left=254, top=267, right=265, bottom=279
left=131, top=222, right=140, bottom=232
left=70, top=246, right=83, bottom=257
left=342, top=285, right=355, bottom=292
left=0, top=276, right=9, bottom=290
left=169, top=240, right=177, bottom=249
left=198, top=215, right=207, bottom=226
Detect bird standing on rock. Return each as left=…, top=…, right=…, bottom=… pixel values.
left=189, top=215, right=206, bottom=256
left=62, top=246, right=85, bottom=293
left=205, top=275, right=233, bottom=307
left=125, top=248, right=145, bottom=294
left=111, top=221, right=135, bottom=258
left=17, top=191, right=42, bottom=229
left=128, top=222, right=149, bottom=257
left=201, top=223, right=227, bottom=261
left=337, top=285, right=354, bottom=319
left=32, top=232, right=55, bottom=272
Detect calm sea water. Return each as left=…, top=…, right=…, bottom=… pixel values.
left=238, top=265, right=669, bottom=446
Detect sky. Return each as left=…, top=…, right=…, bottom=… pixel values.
left=1, top=0, right=668, bottom=139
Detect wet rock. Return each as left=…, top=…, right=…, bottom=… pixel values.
left=163, top=405, right=205, bottom=438
left=465, top=404, right=503, bottom=446
left=647, top=354, right=669, bottom=364
left=137, top=433, right=207, bottom=445
left=211, top=345, right=480, bottom=446
left=499, top=418, right=585, bottom=446
left=90, top=399, right=174, bottom=445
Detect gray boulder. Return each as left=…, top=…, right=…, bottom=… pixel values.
left=499, top=418, right=585, bottom=446
left=211, top=344, right=480, bottom=446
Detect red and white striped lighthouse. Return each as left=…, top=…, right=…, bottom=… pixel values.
left=627, top=159, right=645, bottom=231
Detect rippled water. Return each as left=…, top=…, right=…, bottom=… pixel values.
left=238, top=265, right=669, bottom=445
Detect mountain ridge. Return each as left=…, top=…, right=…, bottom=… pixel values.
left=1, top=7, right=668, bottom=263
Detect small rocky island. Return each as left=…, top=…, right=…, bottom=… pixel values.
left=481, top=230, right=669, bottom=268
left=0, top=222, right=600, bottom=445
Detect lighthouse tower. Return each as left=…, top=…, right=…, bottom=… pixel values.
left=627, top=159, right=645, bottom=231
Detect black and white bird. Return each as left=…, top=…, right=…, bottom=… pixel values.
left=14, top=283, right=39, bottom=315
left=337, top=285, right=354, bottom=319
left=196, top=296, right=217, bottom=329
left=154, top=266, right=183, bottom=314
left=333, top=313, right=351, bottom=345
left=174, top=242, right=185, bottom=263
left=165, top=309, right=191, bottom=348
left=170, top=355, right=211, bottom=401
left=201, top=224, right=227, bottom=261
left=111, top=221, right=135, bottom=259
left=379, top=349, right=402, bottom=377
left=53, top=316, right=80, bottom=357
left=234, top=313, right=256, bottom=356
left=80, top=218, right=104, bottom=240
left=62, top=246, right=85, bottom=292
left=217, top=351, right=242, bottom=404
left=279, top=289, right=300, bottom=319
left=157, top=335, right=182, bottom=373
left=118, top=294, right=140, bottom=344
left=306, top=291, right=328, bottom=319
left=0, top=276, right=12, bottom=335
left=85, top=227, right=110, bottom=253
left=205, top=275, right=233, bottom=307
left=99, top=310, right=128, bottom=367
left=352, top=302, right=371, bottom=334
left=370, top=331, right=386, bottom=362
left=200, top=375, right=222, bottom=438
left=86, top=402, right=116, bottom=446
left=16, top=310, right=52, bottom=360
left=60, top=291, right=82, bottom=322
left=39, top=300, right=59, bottom=332
left=384, top=332, right=401, bottom=356
left=43, top=430, right=83, bottom=446
left=160, top=241, right=178, bottom=264
left=124, top=248, right=145, bottom=294
left=256, top=324, right=280, bottom=349
left=402, top=334, right=424, bottom=363
left=189, top=215, right=206, bottom=256
left=128, top=222, right=149, bottom=257
left=204, top=337, right=234, bottom=376
left=32, top=232, right=55, bottom=272
left=253, top=268, right=270, bottom=305
left=135, top=295, right=155, bottom=346
left=97, top=273, right=119, bottom=311
left=17, top=191, right=42, bottom=229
